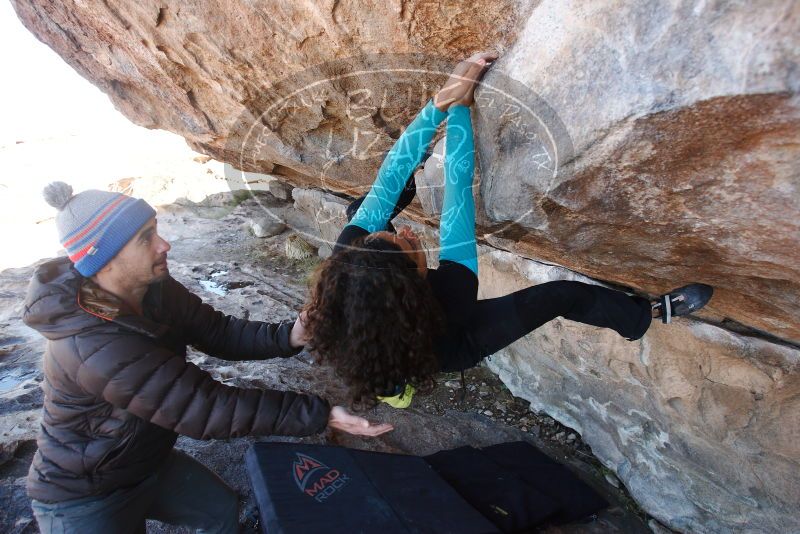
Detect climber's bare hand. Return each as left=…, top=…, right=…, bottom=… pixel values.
left=434, top=51, right=498, bottom=111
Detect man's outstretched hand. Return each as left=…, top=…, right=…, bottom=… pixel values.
left=328, top=406, right=394, bottom=437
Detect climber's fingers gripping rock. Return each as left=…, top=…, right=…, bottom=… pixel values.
left=434, top=51, right=499, bottom=111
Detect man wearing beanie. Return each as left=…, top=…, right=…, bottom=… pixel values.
left=22, top=182, right=392, bottom=533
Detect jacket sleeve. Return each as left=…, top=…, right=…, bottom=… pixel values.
left=75, top=334, right=330, bottom=440
left=165, top=277, right=302, bottom=360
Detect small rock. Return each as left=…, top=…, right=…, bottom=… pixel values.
left=483, top=410, right=493, bottom=416
left=566, top=433, right=577, bottom=443
left=317, top=243, right=333, bottom=259
left=444, top=380, right=460, bottom=389
left=555, top=431, right=565, bottom=440
left=267, top=179, right=292, bottom=200
left=605, top=472, right=621, bottom=488
left=250, top=218, right=286, bottom=238
left=521, top=426, right=528, bottom=432
left=193, top=155, right=212, bottom=164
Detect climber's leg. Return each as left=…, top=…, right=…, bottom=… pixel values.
left=444, top=281, right=652, bottom=371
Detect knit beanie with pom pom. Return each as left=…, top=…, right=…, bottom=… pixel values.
left=42, top=182, right=156, bottom=277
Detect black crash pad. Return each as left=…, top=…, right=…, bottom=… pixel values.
left=481, top=441, right=608, bottom=524
left=424, top=445, right=561, bottom=531
left=245, top=442, right=498, bottom=534
left=426, top=442, right=608, bottom=531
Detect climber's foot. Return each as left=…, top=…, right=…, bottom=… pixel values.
left=651, top=283, right=713, bottom=324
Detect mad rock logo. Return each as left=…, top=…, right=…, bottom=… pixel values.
left=292, top=453, right=349, bottom=502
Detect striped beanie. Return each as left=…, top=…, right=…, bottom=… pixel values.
left=43, top=182, right=156, bottom=277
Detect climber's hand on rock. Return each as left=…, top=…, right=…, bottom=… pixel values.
left=328, top=406, right=394, bottom=437
left=434, top=51, right=499, bottom=111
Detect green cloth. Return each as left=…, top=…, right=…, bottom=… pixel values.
left=377, top=383, right=416, bottom=409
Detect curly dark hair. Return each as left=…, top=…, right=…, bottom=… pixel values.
left=304, top=235, right=444, bottom=409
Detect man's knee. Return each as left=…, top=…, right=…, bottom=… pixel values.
left=192, top=473, right=239, bottom=533
left=208, top=488, right=239, bottom=534
left=188, top=488, right=239, bottom=534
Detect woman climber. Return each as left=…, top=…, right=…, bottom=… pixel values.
left=302, top=52, right=713, bottom=408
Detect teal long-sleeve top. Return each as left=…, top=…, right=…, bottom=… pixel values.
left=344, top=99, right=478, bottom=274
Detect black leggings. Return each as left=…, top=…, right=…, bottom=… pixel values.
left=442, top=280, right=653, bottom=372
left=344, top=194, right=652, bottom=372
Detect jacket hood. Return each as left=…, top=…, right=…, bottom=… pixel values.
left=22, top=257, right=105, bottom=340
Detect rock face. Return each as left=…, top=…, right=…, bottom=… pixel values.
left=11, top=0, right=798, bottom=344
left=10, top=0, right=800, bottom=532
left=476, top=0, right=800, bottom=344
left=8, top=0, right=527, bottom=192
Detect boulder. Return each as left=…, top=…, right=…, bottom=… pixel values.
left=475, top=0, right=800, bottom=344
left=10, top=0, right=798, bottom=343
left=249, top=218, right=286, bottom=238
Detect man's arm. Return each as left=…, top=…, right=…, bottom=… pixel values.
left=164, top=277, right=301, bottom=360
left=75, top=333, right=330, bottom=439
left=74, top=333, right=393, bottom=439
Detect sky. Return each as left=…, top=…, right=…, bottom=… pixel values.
left=0, top=0, right=135, bottom=144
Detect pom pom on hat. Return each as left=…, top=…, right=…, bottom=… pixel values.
left=43, top=182, right=74, bottom=210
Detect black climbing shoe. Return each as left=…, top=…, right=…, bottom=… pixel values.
left=653, top=283, right=713, bottom=324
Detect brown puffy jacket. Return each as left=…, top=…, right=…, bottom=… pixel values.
left=22, top=257, right=330, bottom=503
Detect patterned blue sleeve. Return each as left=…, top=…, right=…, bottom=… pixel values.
left=349, top=99, right=447, bottom=233
left=439, top=104, right=478, bottom=275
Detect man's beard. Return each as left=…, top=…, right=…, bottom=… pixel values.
left=151, top=258, right=169, bottom=282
